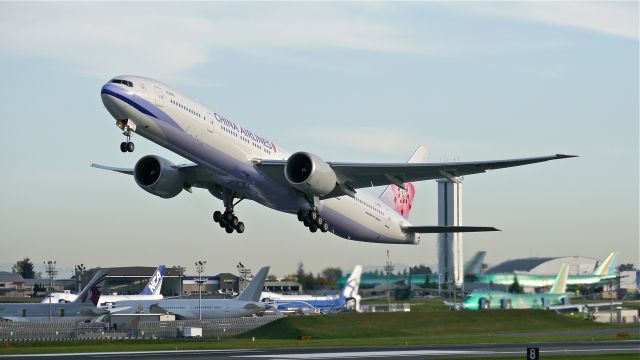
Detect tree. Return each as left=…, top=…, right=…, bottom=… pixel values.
left=12, top=257, right=36, bottom=279
left=508, top=275, right=524, bottom=294
left=618, top=263, right=635, bottom=272
left=266, top=274, right=277, bottom=281
left=410, top=265, right=432, bottom=275
left=321, top=267, right=343, bottom=284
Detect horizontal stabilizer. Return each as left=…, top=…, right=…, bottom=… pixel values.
left=402, top=226, right=499, bottom=233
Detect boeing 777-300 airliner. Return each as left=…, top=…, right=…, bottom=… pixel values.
left=95, top=76, right=575, bottom=244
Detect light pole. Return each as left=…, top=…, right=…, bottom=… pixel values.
left=384, top=250, right=394, bottom=312
left=44, top=260, right=57, bottom=321
left=237, top=262, right=251, bottom=294
left=195, top=261, right=207, bottom=321
left=74, top=264, right=86, bottom=294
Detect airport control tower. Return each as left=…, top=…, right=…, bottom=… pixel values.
left=437, top=177, right=464, bottom=294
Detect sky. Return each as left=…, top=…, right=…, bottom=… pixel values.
left=0, top=2, right=637, bottom=279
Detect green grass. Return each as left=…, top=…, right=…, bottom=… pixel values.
left=242, top=310, right=612, bottom=340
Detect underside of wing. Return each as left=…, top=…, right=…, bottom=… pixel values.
left=91, top=163, right=220, bottom=190
left=402, top=226, right=500, bottom=233
left=257, top=153, right=576, bottom=199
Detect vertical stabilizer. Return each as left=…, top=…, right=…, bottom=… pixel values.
left=549, top=263, right=569, bottom=294
left=593, top=252, right=618, bottom=276
left=463, top=251, right=486, bottom=275
left=379, top=145, right=428, bottom=219
left=339, top=265, right=363, bottom=301
left=140, top=265, right=165, bottom=296
left=236, top=266, right=270, bottom=302
left=74, top=269, right=109, bottom=306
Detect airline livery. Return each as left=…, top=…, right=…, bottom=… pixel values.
left=96, top=76, right=575, bottom=244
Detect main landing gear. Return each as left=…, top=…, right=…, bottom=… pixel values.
left=297, top=208, right=329, bottom=233
left=212, top=189, right=245, bottom=234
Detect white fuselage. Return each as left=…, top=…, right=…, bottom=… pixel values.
left=101, top=76, right=419, bottom=244
left=43, top=292, right=163, bottom=306
left=108, top=298, right=264, bottom=320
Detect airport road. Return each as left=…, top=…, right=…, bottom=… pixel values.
left=1, top=340, right=638, bottom=359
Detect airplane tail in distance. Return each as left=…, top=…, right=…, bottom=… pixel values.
left=236, top=266, right=270, bottom=303
left=339, top=265, right=363, bottom=301
left=379, top=146, right=428, bottom=219
left=140, top=265, right=165, bottom=296
left=592, top=252, right=618, bottom=276
left=463, top=251, right=486, bottom=276
left=74, top=269, right=109, bottom=306
left=549, top=263, right=570, bottom=294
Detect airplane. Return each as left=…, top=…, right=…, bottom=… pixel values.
left=475, top=252, right=619, bottom=288
left=41, top=265, right=166, bottom=305
left=260, top=265, right=362, bottom=314
left=461, top=263, right=572, bottom=310
left=0, top=269, right=109, bottom=322
left=107, top=266, right=269, bottom=320
left=336, top=251, right=486, bottom=289
left=95, top=75, right=575, bottom=243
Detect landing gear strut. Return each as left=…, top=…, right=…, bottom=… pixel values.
left=212, top=189, right=245, bottom=234
left=297, top=208, right=329, bottom=233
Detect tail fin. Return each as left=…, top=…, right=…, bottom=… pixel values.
left=379, top=146, right=428, bottom=219
left=236, top=266, right=270, bottom=303
left=463, top=251, right=486, bottom=275
left=73, top=269, right=109, bottom=306
left=339, top=265, right=362, bottom=301
left=549, top=263, right=569, bottom=294
left=593, top=252, right=618, bottom=276
left=140, top=265, right=165, bottom=296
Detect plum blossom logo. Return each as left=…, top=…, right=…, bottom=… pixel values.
left=391, top=183, right=415, bottom=217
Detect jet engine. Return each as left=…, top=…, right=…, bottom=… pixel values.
left=284, top=152, right=337, bottom=196
left=133, top=155, right=185, bottom=198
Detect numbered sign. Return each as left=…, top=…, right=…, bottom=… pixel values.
left=526, top=347, right=539, bottom=360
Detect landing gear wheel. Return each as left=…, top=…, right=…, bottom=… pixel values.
left=225, top=225, right=234, bottom=233
left=224, top=211, right=234, bottom=223
left=309, top=225, right=318, bottom=233
left=315, top=216, right=324, bottom=227
left=127, top=142, right=135, bottom=152
left=308, top=209, right=318, bottom=222
left=303, top=219, right=310, bottom=227
left=236, top=222, right=245, bottom=233
left=120, top=142, right=127, bottom=152
left=297, top=210, right=306, bottom=221
left=320, top=222, right=329, bottom=232
left=213, top=211, right=222, bottom=222
left=230, top=216, right=239, bottom=227
left=219, top=220, right=227, bottom=228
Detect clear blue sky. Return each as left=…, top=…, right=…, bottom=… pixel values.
left=0, top=2, right=637, bottom=277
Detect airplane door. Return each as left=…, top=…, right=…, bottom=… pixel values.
left=154, top=86, right=164, bottom=107
left=206, top=112, right=215, bottom=133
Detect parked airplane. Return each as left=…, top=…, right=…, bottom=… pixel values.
left=261, top=265, right=363, bottom=314
left=462, top=263, right=571, bottom=310
left=95, top=75, right=575, bottom=243
left=0, top=270, right=109, bottom=322
left=336, top=251, right=486, bottom=289
left=42, top=265, right=166, bottom=305
left=475, top=252, right=619, bottom=288
left=108, top=266, right=269, bottom=319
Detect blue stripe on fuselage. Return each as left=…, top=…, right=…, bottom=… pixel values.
left=100, top=84, right=182, bottom=130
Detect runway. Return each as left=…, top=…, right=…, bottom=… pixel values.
left=1, top=340, right=638, bottom=359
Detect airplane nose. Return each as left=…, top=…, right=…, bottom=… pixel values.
left=101, top=83, right=127, bottom=120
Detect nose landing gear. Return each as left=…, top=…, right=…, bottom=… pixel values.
left=117, top=119, right=135, bottom=153
left=298, top=208, right=329, bottom=233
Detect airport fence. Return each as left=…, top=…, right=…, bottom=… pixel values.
left=0, top=315, right=284, bottom=342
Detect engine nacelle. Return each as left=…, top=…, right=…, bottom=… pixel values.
left=284, top=152, right=337, bottom=196
left=133, top=155, right=184, bottom=199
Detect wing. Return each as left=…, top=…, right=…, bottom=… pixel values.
left=257, top=154, right=576, bottom=199
left=91, top=163, right=219, bottom=190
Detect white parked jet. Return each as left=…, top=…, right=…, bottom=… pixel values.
left=261, top=265, right=362, bottom=314
left=108, top=266, right=269, bottom=320
left=96, top=76, right=575, bottom=244
left=42, top=265, right=166, bottom=306
left=0, top=270, right=109, bottom=322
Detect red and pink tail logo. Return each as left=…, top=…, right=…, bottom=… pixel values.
left=390, top=183, right=415, bottom=217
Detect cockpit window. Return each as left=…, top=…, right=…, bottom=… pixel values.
left=110, top=79, right=133, bottom=87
